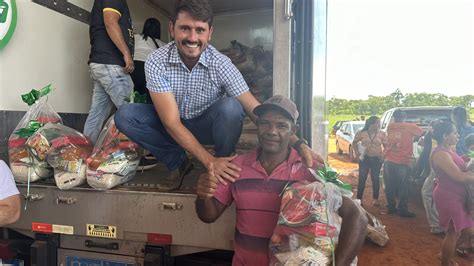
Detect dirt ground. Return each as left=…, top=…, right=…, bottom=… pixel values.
left=327, top=138, right=473, bottom=266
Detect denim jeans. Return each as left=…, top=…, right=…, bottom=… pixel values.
left=421, top=171, right=442, bottom=232
left=383, top=160, right=411, bottom=212
left=357, top=156, right=383, bottom=200
left=114, top=97, right=245, bottom=171
left=84, top=63, right=133, bottom=143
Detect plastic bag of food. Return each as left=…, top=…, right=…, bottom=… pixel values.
left=269, top=180, right=345, bottom=265
left=86, top=115, right=140, bottom=190
left=353, top=199, right=389, bottom=247
left=8, top=85, right=62, bottom=182
left=27, top=123, right=93, bottom=190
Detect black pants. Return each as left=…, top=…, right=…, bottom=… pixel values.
left=130, top=60, right=152, bottom=103
left=357, top=156, right=383, bottom=200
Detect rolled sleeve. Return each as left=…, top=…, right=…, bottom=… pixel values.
left=214, top=182, right=233, bottom=206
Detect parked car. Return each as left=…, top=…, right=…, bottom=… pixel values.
left=335, top=121, right=365, bottom=162
left=332, top=120, right=348, bottom=136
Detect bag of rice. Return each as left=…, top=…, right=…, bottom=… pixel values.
left=86, top=115, right=140, bottom=190
left=8, top=85, right=61, bottom=182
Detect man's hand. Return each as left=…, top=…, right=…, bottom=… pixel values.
left=196, top=171, right=218, bottom=199
left=124, top=53, right=134, bottom=73
left=207, top=155, right=241, bottom=185
left=299, top=144, right=325, bottom=169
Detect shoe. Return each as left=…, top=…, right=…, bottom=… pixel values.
left=137, top=157, right=159, bottom=171
left=398, top=210, right=416, bottom=218
left=157, top=158, right=193, bottom=191
left=373, top=199, right=381, bottom=206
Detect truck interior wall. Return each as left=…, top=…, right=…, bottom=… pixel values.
left=0, top=0, right=168, bottom=114
left=211, top=9, right=273, bottom=51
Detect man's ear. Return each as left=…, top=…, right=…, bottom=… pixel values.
left=168, top=21, right=175, bottom=39
left=208, top=25, right=214, bottom=41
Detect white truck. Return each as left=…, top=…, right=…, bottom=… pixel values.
left=0, top=0, right=328, bottom=265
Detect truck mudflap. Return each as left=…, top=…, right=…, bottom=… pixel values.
left=9, top=181, right=236, bottom=253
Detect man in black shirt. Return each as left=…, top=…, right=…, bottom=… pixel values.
left=84, top=0, right=134, bottom=143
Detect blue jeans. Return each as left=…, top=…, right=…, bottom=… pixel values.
left=84, top=63, right=133, bottom=143
left=383, top=161, right=411, bottom=212
left=114, top=97, right=245, bottom=171
left=357, top=156, right=383, bottom=200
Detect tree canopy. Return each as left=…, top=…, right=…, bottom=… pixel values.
left=327, top=89, right=473, bottom=115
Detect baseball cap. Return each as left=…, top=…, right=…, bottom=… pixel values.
left=253, top=95, right=299, bottom=123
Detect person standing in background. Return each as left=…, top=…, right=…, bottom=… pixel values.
left=384, top=109, right=424, bottom=218
left=451, top=106, right=474, bottom=156
left=84, top=0, right=134, bottom=143
left=131, top=18, right=166, bottom=103
left=352, top=116, right=386, bottom=207
left=425, top=121, right=474, bottom=266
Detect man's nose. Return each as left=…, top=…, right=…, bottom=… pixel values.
left=187, top=30, right=198, bottom=42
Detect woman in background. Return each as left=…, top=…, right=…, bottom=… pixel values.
left=131, top=18, right=166, bottom=103
left=451, top=106, right=474, bottom=156
left=426, top=121, right=474, bottom=266
left=352, top=116, right=387, bottom=206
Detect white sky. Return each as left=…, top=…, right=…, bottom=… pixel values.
left=326, top=0, right=473, bottom=100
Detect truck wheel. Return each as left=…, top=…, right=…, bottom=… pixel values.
left=349, top=145, right=357, bottom=162
left=336, top=141, right=343, bottom=155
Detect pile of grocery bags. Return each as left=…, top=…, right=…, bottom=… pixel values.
left=8, top=84, right=141, bottom=190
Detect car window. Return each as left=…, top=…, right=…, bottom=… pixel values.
left=353, top=124, right=364, bottom=134
left=340, top=124, right=347, bottom=133
left=381, top=111, right=392, bottom=130
left=404, top=109, right=452, bottom=127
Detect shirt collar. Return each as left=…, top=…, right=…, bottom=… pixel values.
left=169, top=41, right=210, bottom=68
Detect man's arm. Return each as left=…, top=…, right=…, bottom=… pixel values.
left=0, top=194, right=20, bottom=226
left=334, top=197, right=368, bottom=266
left=150, top=92, right=241, bottom=183
left=103, top=10, right=134, bottom=73
left=195, top=166, right=228, bottom=223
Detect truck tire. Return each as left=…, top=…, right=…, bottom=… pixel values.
left=336, top=141, right=343, bottom=155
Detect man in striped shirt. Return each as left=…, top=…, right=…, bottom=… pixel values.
left=195, top=95, right=367, bottom=265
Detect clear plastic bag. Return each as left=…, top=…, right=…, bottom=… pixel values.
left=8, top=97, right=62, bottom=182
left=353, top=199, right=389, bottom=247
left=86, top=115, right=140, bottom=190
left=27, top=123, right=93, bottom=190
left=269, top=181, right=344, bottom=265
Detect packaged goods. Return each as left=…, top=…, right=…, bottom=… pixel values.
left=353, top=199, right=389, bottom=247
left=28, top=123, right=93, bottom=190
left=8, top=85, right=62, bottom=182
left=86, top=115, right=140, bottom=190
left=269, top=181, right=343, bottom=265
